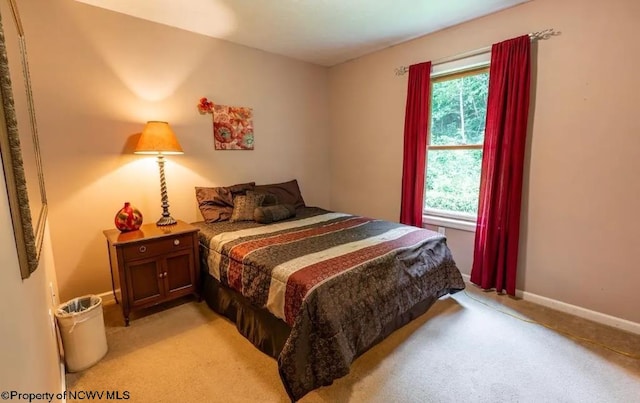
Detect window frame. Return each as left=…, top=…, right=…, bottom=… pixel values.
left=423, top=58, right=491, bottom=232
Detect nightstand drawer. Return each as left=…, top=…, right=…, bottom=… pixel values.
left=122, top=233, right=193, bottom=261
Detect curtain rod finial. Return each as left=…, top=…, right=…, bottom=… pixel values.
left=395, top=66, right=408, bottom=76
left=529, top=28, right=560, bottom=40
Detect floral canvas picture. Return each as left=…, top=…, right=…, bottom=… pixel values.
left=210, top=104, right=254, bottom=150
left=197, top=97, right=253, bottom=150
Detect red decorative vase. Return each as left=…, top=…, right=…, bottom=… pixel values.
left=114, top=202, right=143, bottom=232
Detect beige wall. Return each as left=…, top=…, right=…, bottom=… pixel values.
left=20, top=1, right=331, bottom=301
left=0, top=168, right=63, bottom=393
left=328, top=0, right=640, bottom=323
left=15, top=0, right=640, bottom=325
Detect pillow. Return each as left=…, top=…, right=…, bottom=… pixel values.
left=247, top=190, right=278, bottom=206
left=254, top=179, right=305, bottom=209
left=195, top=182, right=255, bottom=222
left=254, top=204, right=296, bottom=224
left=230, top=193, right=265, bottom=222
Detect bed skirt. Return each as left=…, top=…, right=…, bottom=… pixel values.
left=201, top=270, right=291, bottom=359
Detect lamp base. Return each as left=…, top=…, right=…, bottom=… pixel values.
left=156, top=216, right=177, bottom=226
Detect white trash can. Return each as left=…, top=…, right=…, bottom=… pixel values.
left=55, top=295, right=108, bottom=372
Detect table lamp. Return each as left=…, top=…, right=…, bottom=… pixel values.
left=134, top=121, right=183, bottom=226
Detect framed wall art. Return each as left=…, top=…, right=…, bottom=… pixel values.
left=0, top=0, right=47, bottom=279
left=198, top=97, right=254, bottom=150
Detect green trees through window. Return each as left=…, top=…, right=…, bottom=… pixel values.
left=425, top=67, right=489, bottom=217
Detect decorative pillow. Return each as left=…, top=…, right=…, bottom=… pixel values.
left=195, top=182, right=255, bottom=223
left=254, top=179, right=305, bottom=209
left=254, top=204, right=296, bottom=224
left=230, top=193, right=265, bottom=222
left=247, top=190, right=278, bottom=206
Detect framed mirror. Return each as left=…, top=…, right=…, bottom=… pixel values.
left=0, top=0, right=47, bottom=279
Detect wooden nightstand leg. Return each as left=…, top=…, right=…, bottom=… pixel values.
left=123, top=305, right=130, bottom=327
left=106, top=239, right=120, bottom=305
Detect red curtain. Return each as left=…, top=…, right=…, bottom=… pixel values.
left=470, top=35, right=531, bottom=295
left=400, top=61, right=431, bottom=227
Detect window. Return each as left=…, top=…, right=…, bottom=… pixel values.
left=424, top=65, right=489, bottom=226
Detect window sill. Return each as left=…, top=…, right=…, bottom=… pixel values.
left=423, top=214, right=476, bottom=232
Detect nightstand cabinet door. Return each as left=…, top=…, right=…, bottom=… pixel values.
left=164, top=249, right=196, bottom=298
left=126, top=258, right=164, bottom=307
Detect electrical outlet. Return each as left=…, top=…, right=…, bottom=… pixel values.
left=437, top=226, right=446, bottom=235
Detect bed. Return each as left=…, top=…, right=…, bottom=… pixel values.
left=192, top=180, right=465, bottom=401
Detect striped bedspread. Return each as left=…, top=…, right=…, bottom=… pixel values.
left=196, top=207, right=465, bottom=400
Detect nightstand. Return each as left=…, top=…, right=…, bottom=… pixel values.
left=103, top=220, right=200, bottom=326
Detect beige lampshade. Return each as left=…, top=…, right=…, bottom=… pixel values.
left=134, top=121, right=184, bottom=155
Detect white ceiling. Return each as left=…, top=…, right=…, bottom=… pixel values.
left=74, top=0, right=529, bottom=66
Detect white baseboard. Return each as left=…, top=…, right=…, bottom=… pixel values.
left=459, top=274, right=640, bottom=335
left=96, top=290, right=116, bottom=306
left=517, top=290, right=640, bottom=335
left=97, top=277, right=640, bottom=335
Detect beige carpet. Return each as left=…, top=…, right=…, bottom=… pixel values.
left=66, top=286, right=640, bottom=402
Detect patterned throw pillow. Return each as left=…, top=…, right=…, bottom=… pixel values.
left=254, top=204, right=296, bottom=224
left=230, top=193, right=265, bottom=222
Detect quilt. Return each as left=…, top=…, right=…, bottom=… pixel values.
left=196, top=207, right=465, bottom=400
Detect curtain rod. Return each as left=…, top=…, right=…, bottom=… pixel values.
left=394, top=28, right=559, bottom=76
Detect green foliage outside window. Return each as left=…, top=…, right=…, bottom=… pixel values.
left=425, top=70, right=489, bottom=216
left=426, top=149, right=483, bottom=214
